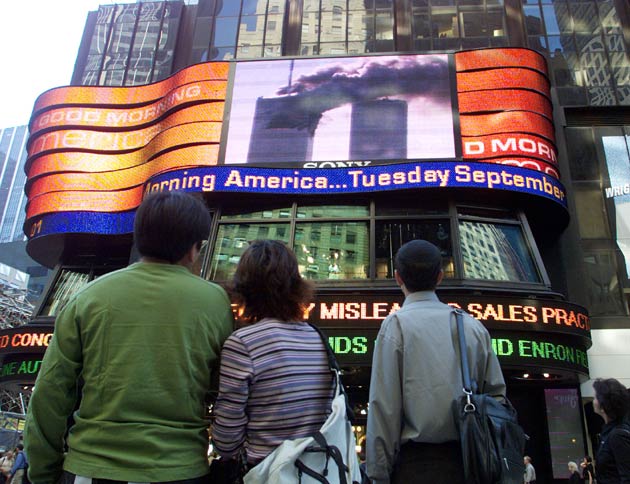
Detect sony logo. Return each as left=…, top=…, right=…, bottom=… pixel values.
left=302, top=161, right=373, bottom=168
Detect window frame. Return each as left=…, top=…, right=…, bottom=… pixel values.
left=204, top=198, right=551, bottom=290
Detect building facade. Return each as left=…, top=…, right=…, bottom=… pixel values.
left=2, top=1, right=630, bottom=481
left=0, top=125, right=49, bottom=304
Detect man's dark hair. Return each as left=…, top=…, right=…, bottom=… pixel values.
left=593, top=378, right=630, bottom=421
left=394, top=239, right=443, bottom=292
left=16, top=444, right=23, bottom=451
left=232, top=240, right=313, bottom=323
left=134, top=191, right=211, bottom=263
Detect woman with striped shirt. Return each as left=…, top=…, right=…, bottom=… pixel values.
left=212, top=240, right=335, bottom=467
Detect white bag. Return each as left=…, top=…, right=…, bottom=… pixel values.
left=243, top=325, right=363, bottom=484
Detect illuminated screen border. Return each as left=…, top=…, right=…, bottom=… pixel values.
left=218, top=53, right=462, bottom=168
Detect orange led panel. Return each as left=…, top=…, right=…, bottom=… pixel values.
left=460, top=111, right=555, bottom=142
left=26, top=186, right=145, bottom=219
left=31, top=81, right=227, bottom=135
left=27, top=120, right=223, bottom=164
left=456, top=69, right=550, bottom=96
left=458, top=90, right=553, bottom=120
left=455, top=49, right=548, bottom=75
left=462, top=132, right=558, bottom=166
left=32, top=62, right=229, bottom=116
left=27, top=144, right=220, bottom=198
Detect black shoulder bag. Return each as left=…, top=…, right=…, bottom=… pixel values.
left=451, top=308, right=527, bottom=484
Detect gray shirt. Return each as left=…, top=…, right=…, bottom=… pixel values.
left=524, top=462, right=536, bottom=482
left=366, top=291, right=506, bottom=484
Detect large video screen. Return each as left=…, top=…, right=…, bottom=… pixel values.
left=224, top=55, right=458, bottom=167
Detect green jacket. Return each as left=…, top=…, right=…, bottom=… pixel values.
left=24, top=262, right=234, bottom=484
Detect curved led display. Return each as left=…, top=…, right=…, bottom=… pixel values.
left=24, top=48, right=563, bottom=241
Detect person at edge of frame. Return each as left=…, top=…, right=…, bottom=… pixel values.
left=592, top=377, right=630, bottom=484
left=23, top=191, right=235, bottom=484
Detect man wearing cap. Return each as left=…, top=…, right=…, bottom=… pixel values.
left=366, top=239, right=506, bottom=484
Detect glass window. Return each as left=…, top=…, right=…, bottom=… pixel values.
left=527, top=0, right=629, bottom=106
left=207, top=203, right=546, bottom=286
left=89, top=24, right=110, bottom=55
left=461, top=11, right=486, bottom=37
left=302, top=0, right=395, bottom=55
left=432, top=9, right=459, bottom=37
left=214, top=17, right=239, bottom=45
left=108, top=23, right=135, bottom=53
left=523, top=5, right=543, bottom=35
left=459, top=221, right=540, bottom=283
left=217, top=1, right=241, bottom=16
left=570, top=2, right=598, bottom=33
left=565, top=128, right=600, bottom=180
left=243, top=0, right=271, bottom=15
left=208, top=223, right=291, bottom=280
left=100, top=70, right=125, bottom=86
left=541, top=4, right=570, bottom=35
left=296, top=205, right=369, bottom=218
left=40, top=270, right=90, bottom=316
left=583, top=250, right=627, bottom=315
left=294, top=222, right=369, bottom=280
left=265, top=14, right=284, bottom=43
left=598, top=1, right=621, bottom=34
left=375, top=220, right=453, bottom=279
left=573, top=186, right=610, bottom=239
left=221, top=207, right=292, bottom=219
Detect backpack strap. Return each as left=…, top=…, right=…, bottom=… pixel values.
left=308, top=323, right=355, bottom=421
left=296, top=432, right=349, bottom=484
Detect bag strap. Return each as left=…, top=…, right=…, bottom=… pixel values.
left=296, top=432, right=349, bottom=484
left=308, top=323, right=355, bottom=421
left=453, top=308, right=473, bottom=394
left=452, top=308, right=481, bottom=415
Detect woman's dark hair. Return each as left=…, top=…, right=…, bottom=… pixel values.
left=593, top=378, right=630, bottom=421
left=231, top=240, right=314, bottom=323
left=134, top=191, right=211, bottom=263
left=394, top=239, right=443, bottom=292
left=584, top=456, right=592, bottom=463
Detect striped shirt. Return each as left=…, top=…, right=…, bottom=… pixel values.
left=212, top=319, right=335, bottom=465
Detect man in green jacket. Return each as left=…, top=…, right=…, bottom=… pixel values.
left=24, top=191, right=234, bottom=484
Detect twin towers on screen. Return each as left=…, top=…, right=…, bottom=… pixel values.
left=247, top=97, right=409, bottom=163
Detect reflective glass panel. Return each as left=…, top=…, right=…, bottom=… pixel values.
left=294, top=222, right=369, bottom=280
left=347, top=12, right=370, bottom=41
left=459, top=221, right=540, bottom=283
left=214, top=17, right=239, bottom=45
left=461, top=11, right=486, bottom=37
left=239, top=16, right=265, bottom=45
left=41, top=270, right=90, bottom=316
left=375, top=220, right=453, bottom=279
left=296, top=205, right=369, bottom=219
left=243, top=0, right=271, bottom=15
left=221, top=207, right=293, bottom=220
left=523, top=6, right=543, bottom=36
left=598, top=1, right=621, bottom=34
left=217, top=0, right=241, bottom=16
left=265, top=14, right=284, bottom=44
left=96, top=5, right=115, bottom=24
left=375, top=11, right=394, bottom=40
left=321, top=11, right=347, bottom=42
left=208, top=223, right=291, bottom=280
left=89, top=24, right=110, bottom=54
left=114, top=4, right=138, bottom=23
left=573, top=186, right=610, bottom=239
left=570, top=2, right=598, bottom=33
left=565, top=127, right=600, bottom=180
left=542, top=4, right=570, bottom=35
left=583, top=250, right=627, bottom=315
left=432, top=9, right=459, bottom=37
